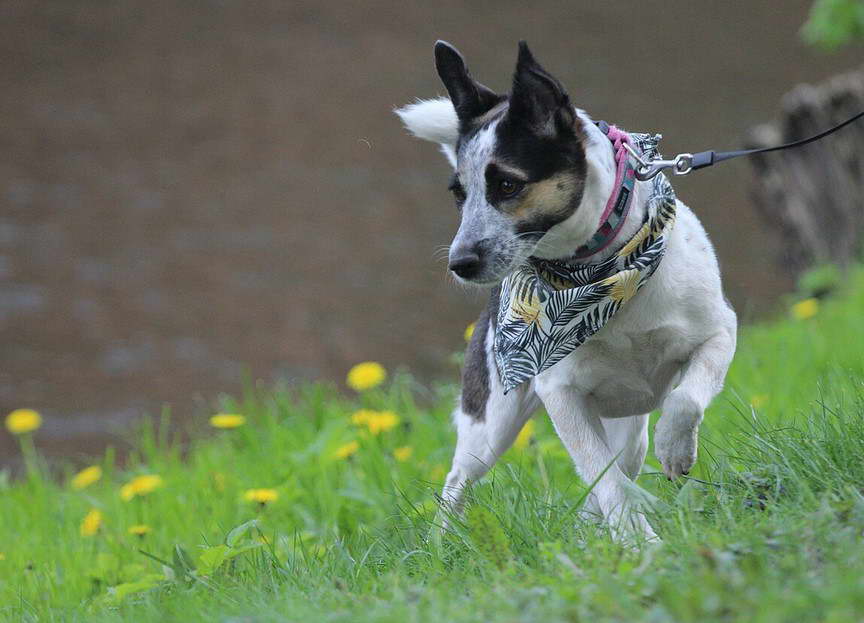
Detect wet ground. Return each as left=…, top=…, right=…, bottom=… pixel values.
left=1, top=0, right=861, bottom=465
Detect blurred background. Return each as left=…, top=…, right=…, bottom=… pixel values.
left=1, top=0, right=862, bottom=465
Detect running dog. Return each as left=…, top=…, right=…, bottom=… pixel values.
left=395, top=41, right=737, bottom=541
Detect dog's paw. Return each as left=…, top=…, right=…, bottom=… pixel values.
left=654, top=392, right=701, bottom=480
left=606, top=506, right=660, bottom=546
left=577, top=492, right=604, bottom=525
left=598, top=481, right=662, bottom=545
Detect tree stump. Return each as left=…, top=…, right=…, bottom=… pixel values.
left=747, top=65, right=864, bottom=273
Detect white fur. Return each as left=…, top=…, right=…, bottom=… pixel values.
left=441, top=321, right=540, bottom=518
left=395, top=98, right=459, bottom=167
left=449, top=121, right=510, bottom=266
left=400, top=98, right=738, bottom=543
left=531, top=200, right=737, bottom=541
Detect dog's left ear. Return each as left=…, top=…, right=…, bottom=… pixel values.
left=509, top=41, right=575, bottom=135
left=394, top=97, right=460, bottom=167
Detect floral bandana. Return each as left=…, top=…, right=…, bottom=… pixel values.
left=494, top=127, right=678, bottom=393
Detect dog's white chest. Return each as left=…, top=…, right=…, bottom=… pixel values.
left=538, top=321, right=694, bottom=417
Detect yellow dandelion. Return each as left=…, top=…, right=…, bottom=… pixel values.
left=351, top=409, right=376, bottom=426
left=209, top=413, right=246, bottom=429
left=71, top=465, right=102, bottom=490
left=0, top=553, right=5, bottom=561
left=367, top=410, right=400, bottom=435
left=80, top=509, right=102, bottom=537
left=393, top=446, right=413, bottom=462
left=346, top=362, right=387, bottom=392
left=119, top=474, right=163, bottom=501
left=514, top=420, right=536, bottom=450
left=603, top=269, right=641, bottom=303
left=334, top=440, right=359, bottom=460
left=5, top=409, right=42, bottom=435
left=243, top=488, right=278, bottom=505
left=128, top=524, right=151, bottom=537
left=791, top=298, right=819, bottom=320
left=119, top=484, right=134, bottom=501
left=464, top=322, right=476, bottom=342
left=351, top=409, right=400, bottom=435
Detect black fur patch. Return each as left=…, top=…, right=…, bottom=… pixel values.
left=461, top=286, right=500, bottom=420
left=494, top=121, right=587, bottom=228
left=513, top=211, right=575, bottom=237
left=434, top=41, right=505, bottom=130
left=493, top=41, right=588, bottom=234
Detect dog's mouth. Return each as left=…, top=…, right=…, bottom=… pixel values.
left=454, top=273, right=505, bottom=287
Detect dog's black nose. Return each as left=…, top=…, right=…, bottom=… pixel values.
left=449, top=252, right=481, bottom=279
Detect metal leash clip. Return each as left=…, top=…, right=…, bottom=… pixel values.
left=624, top=143, right=693, bottom=181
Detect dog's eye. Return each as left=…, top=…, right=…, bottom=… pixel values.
left=448, top=178, right=466, bottom=203
left=498, top=179, right=524, bottom=198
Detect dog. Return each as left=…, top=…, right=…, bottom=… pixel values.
left=395, top=41, right=737, bottom=541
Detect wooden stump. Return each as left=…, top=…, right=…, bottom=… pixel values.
left=747, top=66, right=864, bottom=272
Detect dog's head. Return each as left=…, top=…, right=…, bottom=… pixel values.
left=397, top=41, right=600, bottom=285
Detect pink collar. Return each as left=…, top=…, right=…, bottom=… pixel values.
left=570, top=123, right=637, bottom=260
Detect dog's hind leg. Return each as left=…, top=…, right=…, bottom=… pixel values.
left=602, top=415, right=650, bottom=480
left=535, top=377, right=657, bottom=542
left=440, top=295, right=539, bottom=524
left=578, top=415, right=649, bottom=524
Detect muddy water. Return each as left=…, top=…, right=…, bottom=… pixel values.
left=1, top=1, right=861, bottom=465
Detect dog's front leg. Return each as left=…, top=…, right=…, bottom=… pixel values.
left=441, top=382, right=537, bottom=526
left=655, top=327, right=737, bottom=479
left=440, top=315, right=539, bottom=526
left=535, top=377, right=658, bottom=542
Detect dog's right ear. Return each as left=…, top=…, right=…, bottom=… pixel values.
left=433, top=41, right=502, bottom=123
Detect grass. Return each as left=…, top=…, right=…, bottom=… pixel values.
left=2, top=270, right=864, bottom=622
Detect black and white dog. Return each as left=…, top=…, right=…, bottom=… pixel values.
left=396, top=41, right=737, bottom=540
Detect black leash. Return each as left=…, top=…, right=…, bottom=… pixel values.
left=616, top=109, right=864, bottom=181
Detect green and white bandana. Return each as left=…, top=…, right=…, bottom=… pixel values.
left=494, top=130, right=678, bottom=393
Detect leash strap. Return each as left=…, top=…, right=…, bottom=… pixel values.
left=692, top=109, right=864, bottom=170
left=610, top=109, right=864, bottom=181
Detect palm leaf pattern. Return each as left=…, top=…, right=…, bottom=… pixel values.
left=494, top=132, right=677, bottom=393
